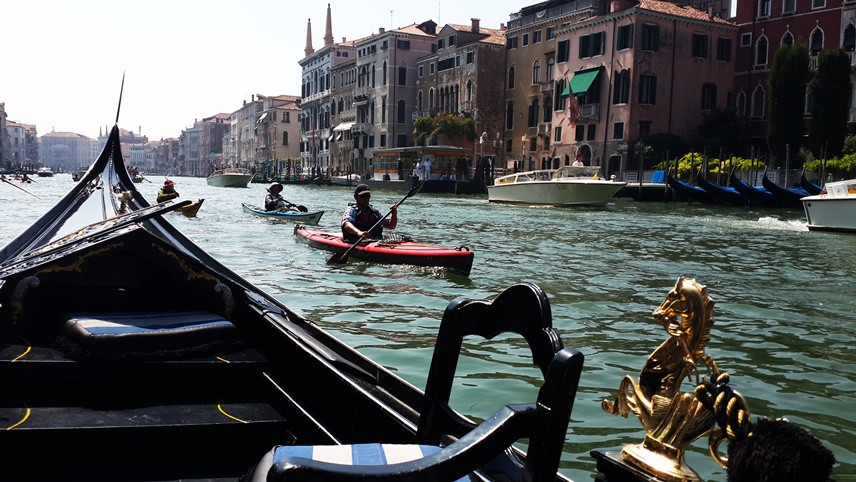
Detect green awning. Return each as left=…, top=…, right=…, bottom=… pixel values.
left=570, top=68, right=601, bottom=94
left=561, top=82, right=571, bottom=97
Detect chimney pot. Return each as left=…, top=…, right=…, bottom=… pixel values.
left=471, top=18, right=481, bottom=33
left=379, top=27, right=385, bottom=34
left=343, top=36, right=347, bottom=42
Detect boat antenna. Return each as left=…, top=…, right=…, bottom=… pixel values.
left=115, top=71, right=126, bottom=124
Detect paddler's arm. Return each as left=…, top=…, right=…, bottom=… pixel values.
left=342, top=221, right=366, bottom=239
left=385, top=205, right=398, bottom=230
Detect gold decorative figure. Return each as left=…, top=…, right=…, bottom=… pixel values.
left=602, top=277, right=721, bottom=481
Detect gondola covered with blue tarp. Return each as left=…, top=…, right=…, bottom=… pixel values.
left=668, top=175, right=718, bottom=204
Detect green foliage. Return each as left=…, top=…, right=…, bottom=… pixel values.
left=767, top=43, right=810, bottom=162
left=804, top=153, right=856, bottom=178
left=654, top=153, right=758, bottom=179
left=411, top=114, right=476, bottom=145
left=697, top=107, right=742, bottom=151
left=844, top=135, right=856, bottom=155
left=809, top=49, right=852, bottom=157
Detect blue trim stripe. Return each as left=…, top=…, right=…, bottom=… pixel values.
left=275, top=445, right=313, bottom=462
left=352, top=444, right=386, bottom=465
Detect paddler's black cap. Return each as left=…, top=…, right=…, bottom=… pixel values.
left=354, top=183, right=371, bottom=196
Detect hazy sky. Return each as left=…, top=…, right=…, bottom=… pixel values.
left=2, top=0, right=525, bottom=141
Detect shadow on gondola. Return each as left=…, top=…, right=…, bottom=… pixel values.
left=801, top=170, right=823, bottom=195
left=761, top=168, right=812, bottom=209
left=667, top=173, right=718, bottom=204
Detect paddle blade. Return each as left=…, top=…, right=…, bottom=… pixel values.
left=297, top=205, right=308, bottom=212
left=326, top=250, right=348, bottom=264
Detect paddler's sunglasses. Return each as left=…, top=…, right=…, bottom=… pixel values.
left=357, top=193, right=371, bottom=198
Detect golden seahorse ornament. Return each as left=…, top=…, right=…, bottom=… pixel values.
left=602, top=277, right=720, bottom=482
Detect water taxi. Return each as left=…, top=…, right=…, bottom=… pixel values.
left=207, top=167, right=253, bottom=188
left=488, top=166, right=626, bottom=206
left=802, top=179, right=856, bottom=233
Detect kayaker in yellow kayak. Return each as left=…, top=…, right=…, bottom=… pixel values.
left=156, top=179, right=179, bottom=203
left=341, top=183, right=397, bottom=242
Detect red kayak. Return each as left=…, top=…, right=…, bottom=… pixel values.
left=294, top=225, right=474, bottom=276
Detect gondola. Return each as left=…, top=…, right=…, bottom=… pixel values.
left=0, top=124, right=583, bottom=481
left=801, top=171, right=823, bottom=195
left=761, top=171, right=811, bottom=209
left=696, top=175, right=748, bottom=206
left=667, top=174, right=718, bottom=204
left=729, top=172, right=782, bottom=208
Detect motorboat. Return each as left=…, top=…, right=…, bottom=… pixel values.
left=207, top=167, right=253, bottom=188
left=331, top=173, right=361, bottom=186
left=36, top=167, right=54, bottom=177
left=802, top=179, right=856, bottom=233
left=0, top=124, right=583, bottom=480
left=487, top=166, right=626, bottom=206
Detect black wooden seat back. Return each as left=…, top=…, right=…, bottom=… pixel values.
left=417, top=282, right=583, bottom=481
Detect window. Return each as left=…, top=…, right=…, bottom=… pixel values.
left=782, top=31, right=794, bottom=47
left=554, top=79, right=566, bottom=111
left=397, top=100, right=406, bottom=123
left=642, top=24, right=660, bottom=51
left=805, top=91, right=815, bottom=115
left=692, top=34, right=709, bottom=58
left=449, top=35, right=456, bottom=46
left=810, top=28, right=824, bottom=55
left=717, top=38, right=732, bottom=61
left=529, top=137, right=537, bottom=151
left=547, top=57, right=554, bottom=81
left=613, top=122, right=624, bottom=140
left=398, top=66, right=407, bottom=85
left=507, top=36, right=518, bottom=49
left=429, top=88, right=435, bottom=108
left=438, top=57, right=456, bottom=71
left=617, top=24, right=634, bottom=50
left=812, top=0, right=825, bottom=8
left=579, top=32, right=605, bottom=58
left=506, top=101, right=514, bottom=129
left=756, top=36, right=769, bottom=66
left=757, top=0, right=771, bottom=17
left=639, top=120, right=652, bottom=137
left=532, top=60, right=541, bottom=84
left=380, top=134, right=387, bottom=147
left=613, top=69, right=630, bottom=104
left=844, top=25, right=856, bottom=52
left=456, top=56, right=461, bottom=67
left=285, top=112, right=290, bottom=123
left=639, top=75, right=657, bottom=104
left=543, top=98, right=552, bottom=122
left=586, top=124, right=596, bottom=141
left=701, top=83, right=717, bottom=110
left=783, top=0, right=796, bottom=13
left=533, top=30, right=542, bottom=43
left=554, top=126, right=562, bottom=143
left=508, top=66, right=515, bottom=89
left=740, top=33, right=752, bottom=47
left=417, top=91, right=423, bottom=112
left=397, top=134, right=407, bottom=147
left=528, top=98, right=540, bottom=127
left=523, top=33, right=529, bottom=46
left=751, top=85, right=765, bottom=118
left=382, top=96, right=387, bottom=123
left=557, top=40, right=570, bottom=62
left=430, top=63, right=436, bottom=74
left=282, top=132, right=289, bottom=145
left=419, top=65, right=424, bottom=77
left=383, top=61, right=387, bottom=84
left=546, top=27, right=554, bottom=40
left=438, top=39, right=445, bottom=49
left=466, top=51, right=474, bottom=64
left=575, top=125, right=585, bottom=141
left=506, top=138, right=513, bottom=153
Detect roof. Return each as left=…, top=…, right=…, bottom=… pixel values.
left=41, top=131, right=91, bottom=139
left=392, top=23, right=435, bottom=37
left=270, top=95, right=301, bottom=102
left=577, top=0, right=735, bottom=26
left=447, top=24, right=507, bottom=46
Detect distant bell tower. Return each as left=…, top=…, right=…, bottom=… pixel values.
left=324, top=3, right=334, bottom=46
left=305, top=19, right=315, bottom=57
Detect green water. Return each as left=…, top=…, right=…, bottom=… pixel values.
left=2, top=175, right=854, bottom=480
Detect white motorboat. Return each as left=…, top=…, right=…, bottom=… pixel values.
left=206, top=167, right=253, bottom=188
left=331, top=173, right=361, bottom=186
left=36, top=167, right=55, bottom=177
left=487, top=166, right=627, bottom=206
left=802, top=179, right=856, bottom=233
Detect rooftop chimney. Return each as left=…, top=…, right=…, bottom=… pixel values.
left=324, top=3, right=334, bottom=46
left=304, top=19, right=315, bottom=57
left=342, top=36, right=347, bottom=42
left=379, top=27, right=385, bottom=34
left=471, top=18, right=480, bottom=34
left=500, top=23, right=506, bottom=30
left=610, top=0, right=635, bottom=12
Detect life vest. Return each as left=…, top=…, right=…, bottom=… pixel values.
left=342, top=203, right=384, bottom=242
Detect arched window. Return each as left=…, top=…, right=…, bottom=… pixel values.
left=397, top=99, right=406, bottom=123
left=755, top=35, right=769, bottom=66
left=417, top=90, right=423, bottom=112
left=843, top=25, right=856, bottom=52
left=781, top=31, right=794, bottom=47
left=429, top=88, right=435, bottom=109
left=736, top=91, right=746, bottom=117
left=810, top=27, right=824, bottom=55
left=532, top=60, right=541, bottom=84
left=751, top=85, right=765, bottom=118
left=282, top=132, right=289, bottom=146
left=508, top=66, right=515, bottom=89
left=506, top=101, right=514, bottom=130
left=546, top=57, right=555, bottom=81
left=467, top=80, right=473, bottom=101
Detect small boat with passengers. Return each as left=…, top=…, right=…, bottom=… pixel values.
left=295, top=225, right=474, bottom=275
left=487, top=165, right=626, bottom=206
left=0, top=123, right=579, bottom=480
left=207, top=167, right=253, bottom=188
left=802, top=178, right=856, bottom=233
left=36, top=167, right=54, bottom=177
left=242, top=203, right=324, bottom=225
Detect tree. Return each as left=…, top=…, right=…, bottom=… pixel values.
left=697, top=107, right=742, bottom=152
left=809, top=49, right=852, bottom=157
left=767, top=43, right=810, bottom=164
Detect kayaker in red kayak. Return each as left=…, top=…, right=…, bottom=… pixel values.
left=341, top=183, right=398, bottom=242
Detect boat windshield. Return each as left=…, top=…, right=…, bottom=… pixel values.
left=554, top=166, right=602, bottom=179
left=494, top=166, right=602, bottom=185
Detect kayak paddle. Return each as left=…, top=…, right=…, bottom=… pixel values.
left=0, top=176, right=42, bottom=200
left=327, top=180, right=425, bottom=265
left=265, top=187, right=308, bottom=212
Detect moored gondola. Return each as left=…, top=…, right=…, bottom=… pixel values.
left=697, top=175, right=748, bottom=206
left=667, top=175, right=718, bottom=204
left=762, top=171, right=811, bottom=209
left=0, top=124, right=582, bottom=481
left=729, top=172, right=782, bottom=208
left=801, top=171, right=823, bottom=195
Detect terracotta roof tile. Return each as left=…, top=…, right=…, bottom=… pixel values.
left=447, top=24, right=507, bottom=45
left=638, top=0, right=734, bottom=24
left=392, top=23, right=435, bottom=37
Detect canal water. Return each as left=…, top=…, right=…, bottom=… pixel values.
left=1, top=174, right=854, bottom=481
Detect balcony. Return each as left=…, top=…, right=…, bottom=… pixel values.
left=352, top=123, right=370, bottom=133
left=538, top=123, right=551, bottom=135
left=578, top=103, right=600, bottom=121
left=540, top=81, right=554, bottom=93
left=459, top=100, right=472, bottom=112
left=355, top=86, right=370, bottom=99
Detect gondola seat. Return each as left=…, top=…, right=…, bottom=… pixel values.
left=250, top=283, right=584, bottom=482
left=60, top=310, right=240, bottom=359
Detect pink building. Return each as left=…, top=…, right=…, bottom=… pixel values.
left=551, top=0, right=737, bottom=176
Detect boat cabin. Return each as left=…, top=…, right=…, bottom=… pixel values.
left=371, top=146, right=470, bottom=181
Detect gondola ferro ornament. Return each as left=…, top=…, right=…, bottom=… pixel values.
left=601, top=277, right=720, bottom=481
